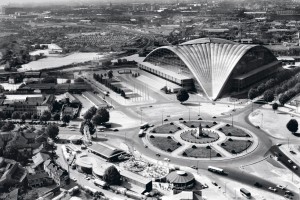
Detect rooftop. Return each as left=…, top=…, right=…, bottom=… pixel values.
left=88, top=142, right=125, bottom=159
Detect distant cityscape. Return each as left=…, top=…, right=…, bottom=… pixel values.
left=0, top=0, right=299, bottom=200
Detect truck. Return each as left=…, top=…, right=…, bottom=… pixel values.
left=138, top=129, right=145, bottom=137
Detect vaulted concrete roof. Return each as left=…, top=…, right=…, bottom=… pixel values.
left=144, top=38, right=264, bottom=99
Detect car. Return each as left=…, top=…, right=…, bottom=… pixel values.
left=268, top=187, right=277, bottom=192
left=149, top=124, right=154, bottom=127
left=202, top=183, right=209, bottom=189
left=71, top=164, right=76, bottom=169
left=100, top=129, right=104, bottom=132
left=290, top=150, right=296, bottom=155
left=179, top=118, right=183, bottom=120
left=212, top=116, right=216, bottom=118
left=190, top=165, right=198, bottom=170
left=164, top=158, right=170, bottom=162
left=276, top=143, right=282, bottom=146
left=72, top=178, right=77, bottom=182
left=212, top=181, right=218, bottom=186
left=144, top=145, right=148, bottom=148
left=285, top=190, right=293, bottom=196
left=164, top=119, right=168, bottom=122
left=85, top=177, right=90, bottom=180
left=156, top=153, right=160, bottom=157
left=256, top=125, right=260, bottom=129
left=276, top=185, right=285, bottom=190
left=60, top=124, right=67, bottom=127
left=288, top=160, right=293, bottom=164
left=113, top=129, right=119, bottom=132
left=293, top=165, right=298, bottom=170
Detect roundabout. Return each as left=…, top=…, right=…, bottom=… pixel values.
left=144, top=120, right=259, bottom=160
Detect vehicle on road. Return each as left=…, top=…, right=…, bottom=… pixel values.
left=72, top=178, right=77, bottom=182
left=202, top=183, right=208, bottom=189
left=240, top=188, right=251, bottom=199
left=293, top=165, right=297, bottom=170
left=288, top=160, right=293, bottom=164
left=138, top=129, right=145, bottom=137
left=212, top=181, right=218, bottom=186
left=164, top=158, right=170, bottom=162
left=140, top=122, right=149, bottom=129
left=93, top=179, right=108, bottom=189
left=208, top=166, right=224, bottom=174
left=285, top=190, right=293, bottom=196
left=254, top=182, right=262, bottom=188
left=268, top=187, right=277, bottom=192
left=190, top=165, right=198, bottom=170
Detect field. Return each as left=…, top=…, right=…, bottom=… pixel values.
left=182, top=121, right=217, bottom=128
left=151, top=123, right=180, bottom=134
left=20, top=52, right=103, bottom=71
left=183, top=147, right=220, bottom=158
left=219, top=125, right=249, bottom=137
left=221, top=139, right=252, bottom=154
left=149, top=136, right=181, bottom=152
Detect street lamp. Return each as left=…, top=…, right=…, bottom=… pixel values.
left=162, top=110, right=164, bottom=125
left=140, top=108, right=143, bottom=124
left=224, top=182, right=229, bottom=194
left=198, top=102, right=201, bottom=116
left=261, top=113, right=264, bottom=128
left=230, top=114, right=233, bottom=126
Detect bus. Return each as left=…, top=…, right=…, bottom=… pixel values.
left=93, top=179, right=108, bottom=189
left=140, top=122, right=149, bottom=129
left=208, top=166, right=224, bottom=174
left=240, top=188, right=251, bottom=199
left=138, top=129, right=145, bottom=137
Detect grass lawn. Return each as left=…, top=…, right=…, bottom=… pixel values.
left=183, top=147, right=220, bottom=158
left=181, top=130, right=219, bottom=144
left=182, top=121, right=216, bottom=128
left=151, top=123, right=180, bottom=134
left=149, top=136, right=181, bottom=152
left=219, top=125, right=250, bottom=137
left=221, top=139, right=252, bottom=154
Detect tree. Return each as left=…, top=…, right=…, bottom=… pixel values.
left=96, top=108, right=110, bottom=124
left=80, top=120, right=96, bottom=135
left=0, top=111, right=6, bottom=120
left=53, top=113, right=60, bottom=121
left=108, top=70, right=113, bottom=79
left=286, top=119, right=298, bottom=134
left=12, top=111, right=20, bottom=119
left=257, top=84, right=265, bottom=94
left=74, top=77, right=84, bottom=83
left=40, top=110, right=51, bottom=122
left=279, top=93, right=289, bottom=105
left=62, top=115, right=71, bottom=124
left=31, top=113, right=38, bottom=120
left=83, top=110, right=94, bottom=120
left=272, top=103, right=278, bottom=112
left=176, top=89, right=189, bottom=104
left=103, top=165, right=121, bottom=185
left=46, top=124, right=59, bottom=140
left=1, top=121, right=15, bottom=132
left=263, top=90, right=274, bottom=102
left=21, top=114, right=26, bottom=122
left=248, top=88, right=258, bottom=100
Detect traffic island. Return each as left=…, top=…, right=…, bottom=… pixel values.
left=220, top=139, right=253, bottom=154
left=182, top=120, right=217, bottom=128
left=149, top=135, right=182, bottom=152
left=183, top=146, right=221, bottom=158
left=180, top=129, right=219, bottom=144
left=151, top=123, right=180, bottom=134
left=219, top=125, right=251, bottom=137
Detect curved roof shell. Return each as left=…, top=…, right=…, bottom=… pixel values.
left=166, top=170, right=195, bottom=184
left=144, top=38, right=274, bottom=99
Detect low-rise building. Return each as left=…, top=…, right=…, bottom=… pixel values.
left=120, top=170, right=152, bottom=194
left=44, top=160, right=69, bottom=186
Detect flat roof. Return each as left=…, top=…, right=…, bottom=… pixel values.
left=277, top=56, right=295, bottom=61
left=139, top=61, right=191, bottom=80
left=88, top=142, right=125, bottom=159
left=120, top=170, right=151, bottom=185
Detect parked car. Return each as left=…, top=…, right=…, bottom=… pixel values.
left=202, top=183, right=209, bottom=189
left=276, top=185, right=285, bottom=190
left=288, top=160, right=293, bottom=164
left=212, top=181, right=218, bottom=186
left=293, top=165, right=298, bottom=170
left=290, top=150, right=296, bottom=155
left=190, top=165, right=198, bottom=170
left=268, top=187, right=277, bottom=192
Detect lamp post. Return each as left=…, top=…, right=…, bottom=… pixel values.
left=224, top=182, right=229, bottom=194
left=198, top=102, right=201, bottom=116
left=230, top=114, right=233, bottom=126
left=261, top=113, right=264, bottom=128
left=140, top=108, right=143, bottom=124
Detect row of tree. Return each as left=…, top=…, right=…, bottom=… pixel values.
left=93, top=72, right=126, bottom=98
left=248, top=68, right=300, bottom=100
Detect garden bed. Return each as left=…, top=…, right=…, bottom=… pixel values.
left=182, top=121, right=216, bottom=128
left=221, top=139, right=252, bottom=154
left=149, top=136, right=181, bottom=152
left=183, top=147, right=220, bottom=158
left=219, top=125, right=250, bottom=137
left=151, top=123, right=180, bottom=134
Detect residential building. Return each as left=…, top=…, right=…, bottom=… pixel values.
left=44, top=160, right=69, bottom=186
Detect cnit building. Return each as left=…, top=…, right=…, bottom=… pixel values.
left=138, top=38, right=281, bottom=100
